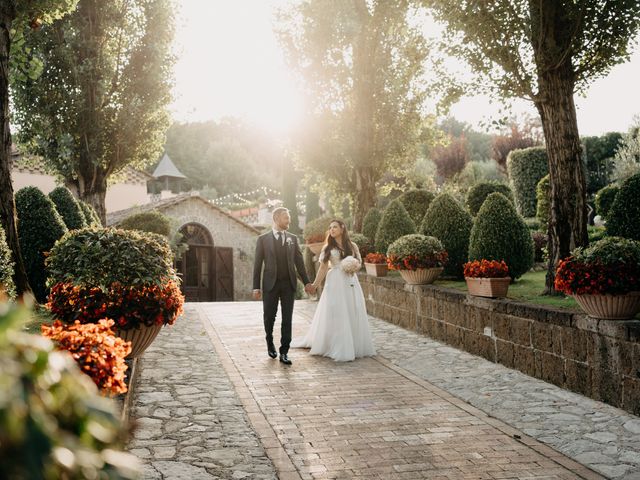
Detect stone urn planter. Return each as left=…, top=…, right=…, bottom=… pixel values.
left=572, top=292, right=640, bottom=320
left=307, top=242, right=324, bottom=255
left=399, top=267, right=443, bottom=285
left=115, top=324, right=164, bottom=358
left=465, top=277, right=511, bottom=298
left=364, top=262, right=388, bottom=277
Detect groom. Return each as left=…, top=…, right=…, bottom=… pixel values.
left=253, top=207, right=315, bottom=365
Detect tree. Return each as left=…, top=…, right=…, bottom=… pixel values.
left=430, top=135, right=469, bottom=180
left=278, top=0, right=429, bottom=232
left=492, top=116, right=542, bottom=169
left=12, top=0, right=174, bottom=224
left=611, top=117, right=640, bottom=184
left=425, top=0, right=640, bottom=293
left=1, top=0, right=77, bottom=296
left=582, top=131, right=623, bottom=194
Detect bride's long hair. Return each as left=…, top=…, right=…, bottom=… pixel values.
left=321, top=219, right=353, bottom=263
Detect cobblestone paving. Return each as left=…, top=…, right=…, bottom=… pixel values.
left=197, top=302, right=605, bottom=480
left=127, top=304, right=277, bottom=480
left=293, top=302, right=640, bottom=480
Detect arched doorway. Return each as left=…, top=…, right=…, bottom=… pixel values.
left=175, top=223, right=234, bottom=302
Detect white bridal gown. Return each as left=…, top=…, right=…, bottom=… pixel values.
left=292, top=245, right=376, bottom=362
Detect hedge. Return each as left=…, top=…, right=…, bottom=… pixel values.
left=595, top=184, right=619, bottom=221
left=48, top=186, right=87, bottom=230
left=119, top=210, right=172, bottom=237
left=375, top=200, right=416, bottom=255
left=535, top=174, right=550, bottom=231
left=465, top=181, right=514, bottom=216
left=79, top=200, right=102, bottom=227
left=507, top=146, right=548, bottom=217
left=397, top=189, right=435, bottom=228
left=607, top=173, right=640, bottom=241
left=0, top=224, right=16, bottom=298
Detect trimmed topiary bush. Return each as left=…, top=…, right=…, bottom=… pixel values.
left=0, top=224, right=16, bottom=298
left=595, top=184, right=619, bottom=221
left=119, top=210, right=172, bottom=237
left=421, top=193, right=473, bottom=279
left=349, top=232, right=373, bottom=259
left=303, top=215, right=333, bottom=244
left=79, top=200, right=102, bottom=227
left=397, top=189, right=435, bottom=227
left=374, top=200, right=416, bottom=256
left=15, top=186, right=68, bottom=303
left=48, top=186, right=87, bottom=230
left=468, top=192, right=534, bottom=279
left=607, top=173, right=640, bottom=240
left=386, top=234, right=447, bottom=270
left=535, top=174, right=551, bottom=230
left=466, top=181, right=514, bottom=216
left=507, top=146, right=548, bottom=217
left=362, top=207, right=382, bottom=245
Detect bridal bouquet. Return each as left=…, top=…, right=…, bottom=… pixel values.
left=341, top=256, right=361, bottom=275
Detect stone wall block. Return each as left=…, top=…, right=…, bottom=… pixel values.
left=564, top=360, right=591, bottom=397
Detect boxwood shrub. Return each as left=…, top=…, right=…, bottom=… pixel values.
left=362, top=207, right=382, bottom=245
left=79, top=200, right=102, bottom=227
left=466, top=181, right=514, bottom=216
left=119, top=210, right=172, bottom=237
left=507, top=146, right=548, bottom=217
left=607, top=173, right=640, bottom=240
left=48, top=186, right=87, bottom=230
left=349, top=232, right=373, bottom=259
left=595, top=184, right=619, bottom=221
left=0, top=224, right=16, bottom=298
left=375, top=199, right=416, bottom=255
left=468, top=192, right=534, bottom=279
left=15, top=186, right=68, bottom=302
left=535, top=174, right=550, bottom=230
left=397, top=189, right=435, bottom=227
left=421, top=193, right=473, bottom=278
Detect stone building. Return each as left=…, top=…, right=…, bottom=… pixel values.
left=107, top=193, right=259, bottom=302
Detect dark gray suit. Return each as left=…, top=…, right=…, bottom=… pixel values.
left=253, top=231, right=310, bottom=354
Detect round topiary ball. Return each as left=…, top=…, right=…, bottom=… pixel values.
left=466, top=181, right=515, bottom=216
left=362, top=207, right=382, bottom=245
left=0, top=224, right=16, bottom=299
left=397, top=189, right=436, bottom=227
left=607, top=173, right=640, bottom=240
left=119, top=210, right=172, bottom=237
left=15, top=186, right=68, bottom=302
left=421, top=193, right=473, bottom=279
left=535, top=174, right=550, bottom=230
left=48, top=187, right=87, bottom=230
left=78, top=200, right=102, bottom=227
left=595, top=184, right=620, bottom=221
left=468, top=192, right=534, bottom=279
left=374, top=199, right=416, bottom=255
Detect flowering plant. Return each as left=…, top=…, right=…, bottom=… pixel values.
left=341, top=256, right=361, bottom=275
left=386, top=234, right=448, bottom=271
left=42, top=319, right=131, bottom=396
left=554, top=237, right=640, bottom=295
left=47, top=280, right=184, bottom=330
left=463, top=260, right=510, bottom=278
left=365, top=252, right=387, bottom=264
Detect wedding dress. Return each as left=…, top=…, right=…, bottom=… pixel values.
left=292, top=244, right=376, bottom=362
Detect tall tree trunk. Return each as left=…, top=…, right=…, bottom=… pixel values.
left=0, top=8, right=32, bottom=296
left=352, top=166, right=376, bottom=233
left=75, top=173, right=107, bottom=225
left=536, top=66, right=588, bottom=295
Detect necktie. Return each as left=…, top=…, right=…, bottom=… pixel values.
left=277, top=231, right=283, bottom=246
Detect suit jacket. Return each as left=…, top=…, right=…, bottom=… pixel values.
left=253, top=231, right=310, bottom=292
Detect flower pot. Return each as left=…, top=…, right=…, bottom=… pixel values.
left=465, top=277, right=511, bottom=298
left=115, top=323, right=163, bottom=358
left=573, top=292, right=640, bottom=320
left=307, top=242, right=324, bottom=255
left=399, top=267, right=443, bottom=285
left=365, top=262, right=388, bottom=277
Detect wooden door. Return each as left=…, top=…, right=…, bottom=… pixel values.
left=214, top=247, right=234, bottom=301
left=178, top=245, right=214, bottom=302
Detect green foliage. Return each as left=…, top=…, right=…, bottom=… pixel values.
left=506, top=147, right=549, bottom=217
left=375, top=200, right=416, bottom=256
left=607, top=173, right=640, bottom=241
left=531, top=231, right=547, bottom=263
left=582, top=132, right=623, bottom=194
left=0, top=303, right=138, bottom=480
left=303, top=215, right=333, bottom=244
left=48, top=186, right=86, bottom=230
left=397, top=189, right=435, bottom=227
left=595, top=184, right=620, bottom=220
left=466, top=181, right=514, bottom=216
left=46, top=228, right=177, bottom=290
left=421, top=193, right=473, bottom=279
left=305, top=190, right=322, bottom=223
left=78, top=200, right=102, bottom=227
left=0, top=225, right=16, bottom=298
left=524, top=217, right=541, bottom=231
left=119, top=211, right=172, bottom=237
left=572, top=236, right=640, bottom=265
left=362, top=207, right=383, bottom=247
left=349, top=232, right=373, bottom=258
left=588, top=225, right=607, bottom=243
left=612, top=119, right=640, bottom=183
left=15, top=186, right=68, bottom=302
left=468, top=192, right=534, bottom=279
left=387, top=234, right=446, bottom=261
left=535, top=175, right=551, bottom=230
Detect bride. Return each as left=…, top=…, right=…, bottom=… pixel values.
left=292, top=219, right=376, bottom=362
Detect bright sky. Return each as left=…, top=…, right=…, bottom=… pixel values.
left=171, top=0, right=640, bottom=137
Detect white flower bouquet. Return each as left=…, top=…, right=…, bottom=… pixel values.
left=341, top=256, right=361, bottom=275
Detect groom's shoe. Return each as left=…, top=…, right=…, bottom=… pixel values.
left=267, top=344, right=277, bottom=359
left=279, top=354, right=292, bottom=365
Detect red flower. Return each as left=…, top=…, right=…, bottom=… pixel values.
left=463, top=260, right=509, bottom=278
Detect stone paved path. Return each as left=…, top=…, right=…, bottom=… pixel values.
left=128, top=301, right=640, bottom=479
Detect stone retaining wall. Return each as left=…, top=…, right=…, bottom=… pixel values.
left=360, top=274, right=640, bottom=416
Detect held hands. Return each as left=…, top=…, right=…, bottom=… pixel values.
left=304, top=283, right=317, bottom=295
left=252, top=289, right=262, bottom=301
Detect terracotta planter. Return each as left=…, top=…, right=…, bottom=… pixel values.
left=365, top=262, right=388, bottom=277
left=399, top=267, right=443, bottom=285
left=465, top=276, right=511, bottom=298
left=573, top=292, right=640, bottom=320
left=306, top=242, right=324, bottom=255
left=115, top=323, right=163, bottom=358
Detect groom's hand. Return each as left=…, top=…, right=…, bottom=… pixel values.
left=252, top=289, right=262, bottom=301
left=304, top=283, right=316, bottom=295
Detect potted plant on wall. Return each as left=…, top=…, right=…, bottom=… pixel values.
left=463, top=260, right=511, bottom=298
left=302, top=215, right=332, bottom=255
left=555, top=236, right=640, bottom=320
left=386, top=234, right=447, bottom=285
left=364, top=252, right=388, bottom=277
